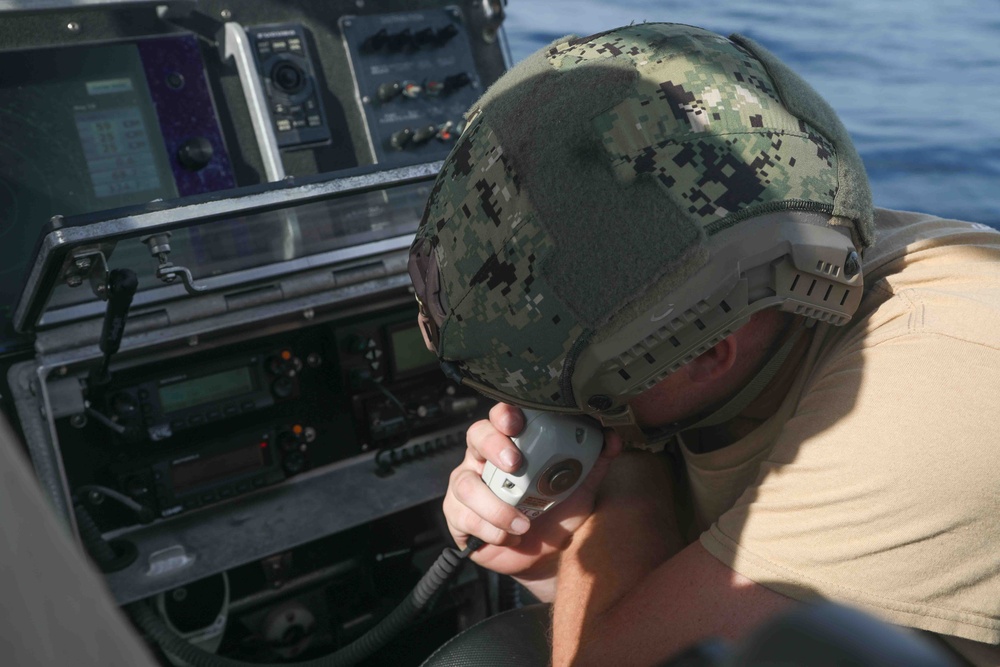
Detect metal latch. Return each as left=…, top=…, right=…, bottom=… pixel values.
left=142, top=232, right=208, bottom=295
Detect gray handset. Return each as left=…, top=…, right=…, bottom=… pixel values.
left=481, top=410, right=603, bottom=518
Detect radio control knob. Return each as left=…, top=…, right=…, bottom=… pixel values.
left=124, top=476, right=150, bottom=498
left=390, top=128, right=413, bottom=150
left=278, top=432, right=297, bottom=452
left=268, top=350, right=299, bottom=377
left=112, top=392, right=138, bottom=418
left=388, top=29, right=413, bottom=52
left=444, top=72, right=472, bottom=94
left=376, top=81, right=402, bottom=103
left=272, top=377, right=295, bottom=399
left=343, top=334, right=369, bottom=354
left=411, top=125, right=437, bottom=145
left=362, top=28, right=389, bottom=52
left=435, top=24, right=458, bottom=46
left=414, top=27, right=435, bottom=47
left=283, top=451, right=306, bottom=475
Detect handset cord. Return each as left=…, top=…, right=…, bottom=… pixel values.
left=127, top=538, right=484, bottom=667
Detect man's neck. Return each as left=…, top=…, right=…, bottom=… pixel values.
left=686, top=319, right=816, bottom=452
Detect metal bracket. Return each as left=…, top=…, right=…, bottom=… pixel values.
left=480, top=0, right=507, bottom=43
left=222, top=21, right=286, bottom=182
left=62, top=247, right=111, bottom=301
left=156, top=4, right=225, bottom=45
left=142, top=233, right=208, bottom=295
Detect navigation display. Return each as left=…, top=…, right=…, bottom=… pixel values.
left=74, top=102, right=164, bottom=198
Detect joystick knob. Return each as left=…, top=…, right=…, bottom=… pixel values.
left=176, top=137, right=214, bottom=171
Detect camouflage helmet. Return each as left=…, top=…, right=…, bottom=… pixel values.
left=408, top=23, right=873, bottom=431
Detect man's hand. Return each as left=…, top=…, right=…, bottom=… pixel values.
left=443, top=403, right=622, bottom=598
left=551, top=450, right=795, bottom=666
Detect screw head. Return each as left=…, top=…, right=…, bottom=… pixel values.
left=844, top=251, right=861, bottom=278
left=587, top=394, right=613, bottom=411
left=66, top=21, right=80, bottom=33
left=66, top=274, right=83, bottom=288
left=220, top=9, right=232, bottom=20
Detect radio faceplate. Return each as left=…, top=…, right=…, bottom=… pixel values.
left=105, top=348, right=304, bottom=443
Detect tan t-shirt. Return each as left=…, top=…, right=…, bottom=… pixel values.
left=685, top=209, right=1000, bottom=662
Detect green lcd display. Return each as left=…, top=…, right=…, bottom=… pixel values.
left=390, top=325, right=438, bottom=376
left=158, top=367, right=255, bottom=413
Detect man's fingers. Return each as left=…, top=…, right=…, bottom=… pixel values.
left=466, top=418, right=522, bottom=472
left=444, top=480, right=527, bottom=548
left=489, top=402, right=525, bottom=437
left=451, top=469, right=531, bottom=534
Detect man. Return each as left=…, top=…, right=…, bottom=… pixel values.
left=407, top=23, right=1000, bottom=666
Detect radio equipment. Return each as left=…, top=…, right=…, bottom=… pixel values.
left=105, top=348, right=305, bottom=443
left=55, top=306, right=484, bottom=529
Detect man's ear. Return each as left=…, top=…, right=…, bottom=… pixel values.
left=684, top=335, right=738, bottom=383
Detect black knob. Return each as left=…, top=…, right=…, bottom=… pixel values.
left=388, top=29, right=413, bottom=52
left=376, top=81, right=402, bottom=103
left=176, top=137, right=214, bottom=171
left=283, top=451, right=306, bottom=475
left=414, top=27, right=435, bottom=47
left=362, top=28, right=388, bottom=52
left=124, top=475, right=149, bottom=498
left=390, top=128, right=413, bottom=150
left=111, top=392, right=138, bottom=418
left=435, top=24, right=458, bottom=46
left=411, top=125, right=437, bottom=145
left=271, top=60, right=306, bottom=94
left=444, top=72, right=472, bottom=94
left=278, top=432, right=300, bottom=452
left=343, top=334, right=369, bottom=354
left=268, top=350, right=297, bottom=376
left=272, top=377, right=295, bottom=399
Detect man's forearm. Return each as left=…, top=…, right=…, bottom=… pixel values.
left=551, top=452, right=685, bottom=666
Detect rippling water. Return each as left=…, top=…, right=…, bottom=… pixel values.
left=502, top=0, right=1000, bottom=226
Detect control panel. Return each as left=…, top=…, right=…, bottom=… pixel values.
left=341, top=8, right=483, bottom=165
left=249, top=24, right=332, bottom=148
left=0, top=1, right=509, bottom=659
left=56, top=306, right=483, bottom=532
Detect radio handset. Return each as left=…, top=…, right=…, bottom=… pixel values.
left=481, top=410, right=603, bottom=520
left=89, top=268, right=139, bottom=389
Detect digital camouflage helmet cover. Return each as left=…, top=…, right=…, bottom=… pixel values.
left=408, top=23, right=874, bottom=439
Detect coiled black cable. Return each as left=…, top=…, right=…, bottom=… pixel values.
left=127, top=538, right=485, bottom=667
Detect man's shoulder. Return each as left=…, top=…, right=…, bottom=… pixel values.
left=835, top=207, right=1000, bottom=349
left=866, top=207, right=1000, bottom=270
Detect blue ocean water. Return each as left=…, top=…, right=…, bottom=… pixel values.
left=503, top=0, right=1000, bottom=226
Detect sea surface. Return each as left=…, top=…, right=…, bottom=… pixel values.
left=502, top=0, right=1000, bottom=227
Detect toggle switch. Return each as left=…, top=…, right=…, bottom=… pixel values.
left=390, top=128, right=413, bottom=150
left=376, top=81, right=402, bottom=103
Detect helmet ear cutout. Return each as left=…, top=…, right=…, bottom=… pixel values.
left=407, top=238, right=448, bottom=353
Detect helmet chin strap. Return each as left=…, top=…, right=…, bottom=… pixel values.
left=598, top=321, right=811, bottom=449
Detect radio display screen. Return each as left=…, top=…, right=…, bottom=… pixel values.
left=158, top=367, right=256, bottom=414
left=389, top=323, right=438, bottom=376
left=170, top=443, right=264, bottom=493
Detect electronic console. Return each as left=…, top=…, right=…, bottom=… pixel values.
left=0, top=1, right=510, bottom=664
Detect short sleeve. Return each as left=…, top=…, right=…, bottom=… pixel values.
left=701, top=327, right=1000, bottom=644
